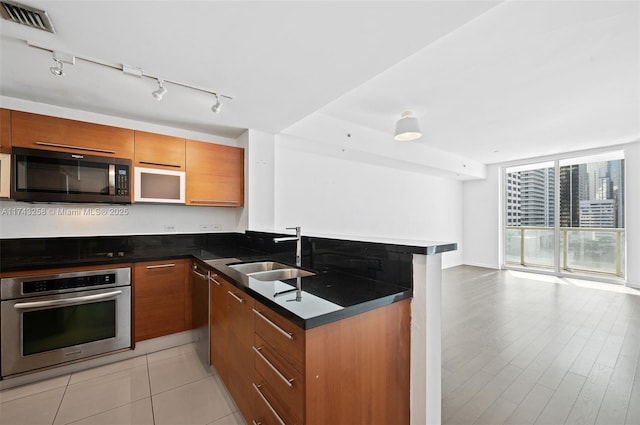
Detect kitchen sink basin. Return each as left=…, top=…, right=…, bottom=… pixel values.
left=228, top=261, right=291, bottom=274
left=248, top=268, right=315, bottom=281
left=228, top=261, right=315, bottom=281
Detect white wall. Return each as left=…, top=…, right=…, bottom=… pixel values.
left=274, top=135, right=464, bottom=268
left=243, top=130, right=276, bottom=232
left=462, top=164, right=501, bottom=268
left=0, top=200, right=241, bottom=238
left=625, top=142, right=640, bottom=287
left=462, top=142, right=640, bottom=287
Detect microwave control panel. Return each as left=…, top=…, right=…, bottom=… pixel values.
left=115, top=166, right=129, bottom=196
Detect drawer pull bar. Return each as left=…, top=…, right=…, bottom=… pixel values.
left=227, top=290, right=245, bottom=304
left=146, top=263, right=176, bottom=269
left=209, top=275, right=223, bottom=286
left=253, top=346, right=294, bottom=388
left=252, top=421, right=262, bottom=425
left=35, top=141, right=116, bottom=154
left=252, top=383, right=286, bottom=425
left=253, top=309, right=293, bottom=340
left=139, top=160, right=182, bottom=168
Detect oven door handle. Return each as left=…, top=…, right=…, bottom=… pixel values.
left=13, top=290, right=123, bottom=310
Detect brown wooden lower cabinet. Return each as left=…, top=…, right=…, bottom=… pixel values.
left=209, top=273, right=255, bottom=421
left=134, top=259, right=190, bottom=342
left=209, top=273, right=230, bottom=385
left=211, top=285, right=411, bottom=425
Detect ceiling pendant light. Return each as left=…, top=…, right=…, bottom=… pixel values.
left=152, top=79, right=167, bottom=101
left=394, top=111, right=422, bottom=141
left=211, top=94, right=223, bottom=114
left=49, top=58, right=64, bottom=76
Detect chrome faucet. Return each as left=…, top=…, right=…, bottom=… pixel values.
left=273, top=226, right=301, bottom=267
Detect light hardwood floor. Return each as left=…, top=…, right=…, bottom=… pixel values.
left=441, top=265, right=640, bottom=425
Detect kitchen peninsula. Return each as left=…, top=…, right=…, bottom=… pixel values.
left=0, top=230, right=456, bottom=424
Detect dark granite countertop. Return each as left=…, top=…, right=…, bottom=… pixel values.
left=0, top=231, right=456, bottom=329
left=195, top=256, right=412, bottom=329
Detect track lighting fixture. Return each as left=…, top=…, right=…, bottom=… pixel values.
left=49, top=59, right=64, bottom=76
left=394, top=111, right=422, bottom=141
left=152, top=79, right=167, bottom=101
left=211, top=94, right=223, bottom=114
left=28, top=41, right=233, bottom=113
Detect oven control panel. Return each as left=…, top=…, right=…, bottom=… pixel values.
left=1, top=267, right=131, bottom=300
left=23, top=273, right=117, bottom=294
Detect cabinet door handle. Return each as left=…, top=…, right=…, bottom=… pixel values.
left=252, top=309, right=293, bottom=340
left=191, top=265, right=208, bottom=279
left=146, top=263, right=176, bottom=269
left=189, top=199, right=239, bottom=205
left=139, top=160, right=182, bottom=168
left=209, top=275, right=223, bottom=286
left=35, top=141, right=116, bottom=154
left=252, top=421, right=262, bottom=425
left=227, top=290, right=245, bottom=304
left=252, top=383, right=286, bottom=425
left=253, top=346, right=294, bottom=388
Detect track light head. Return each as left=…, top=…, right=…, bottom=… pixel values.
left=211, top=94, right=223, bottom=114
left=152, top=79, right=167, bottom=101
left=50, top=59, right=64, bottom=76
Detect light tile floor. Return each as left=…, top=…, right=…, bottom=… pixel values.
left=0, top=343, right=245, bottom=425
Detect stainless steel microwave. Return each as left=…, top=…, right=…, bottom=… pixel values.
left=12, top=147, right=131, bottom=204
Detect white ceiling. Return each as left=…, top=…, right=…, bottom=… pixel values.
left=1, top=1, right=638, bottom=167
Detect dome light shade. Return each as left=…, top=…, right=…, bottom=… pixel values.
left=394, top=111, right=422, bottom=141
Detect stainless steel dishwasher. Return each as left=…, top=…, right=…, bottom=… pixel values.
left=190, top=262, right=210, bottom=367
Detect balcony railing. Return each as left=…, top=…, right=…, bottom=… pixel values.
left=505, top=226, right=625, bottom=278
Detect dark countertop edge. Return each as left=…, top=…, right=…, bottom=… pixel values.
left=0, top=252, right=199, bottom=273
left=195, top=257, right=412, bottom=330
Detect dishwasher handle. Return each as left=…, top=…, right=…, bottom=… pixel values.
left=191, top=264, right=209, bottom=280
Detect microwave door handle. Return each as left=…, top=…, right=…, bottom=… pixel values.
left=13, top=290, right=123, bottom=310
left=109, top=164, right=116, bottom=195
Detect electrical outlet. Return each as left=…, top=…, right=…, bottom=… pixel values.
left=212, top=224, right=222, bottom=231
left=199, top=224, right=210, bottom=231
left=164, top=225, right=175, bottom=232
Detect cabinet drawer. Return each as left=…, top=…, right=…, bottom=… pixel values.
left=253, top=302, right=305, bottom=373
left=252, top=378, right=302, bottom=425
left=253, top=335, right=304, bottom=421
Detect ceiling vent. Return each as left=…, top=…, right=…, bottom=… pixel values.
left=0, top=1, right=55, bottom=33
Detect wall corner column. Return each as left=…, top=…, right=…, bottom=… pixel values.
left=411, top=253, right=442, bottom=425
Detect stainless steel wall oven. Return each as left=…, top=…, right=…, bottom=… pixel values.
left=1, top=267, right=132, bottom=377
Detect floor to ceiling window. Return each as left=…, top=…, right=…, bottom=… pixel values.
left=504, top=151, right=625, bottom=280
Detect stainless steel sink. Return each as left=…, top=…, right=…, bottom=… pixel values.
left=228, top=261, right=291, bottom=274
left=228, top=261, right=315, bottom=281
left=248, top=268, right=315, bottom=281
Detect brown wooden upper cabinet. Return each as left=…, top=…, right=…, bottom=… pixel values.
left=0, top=108, right=11, bottom=153
left=11, top=111, right=134, bottom=159
left=185, top=139, right=244, bottom=207
left=134, top=131, right=186, bottom=170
